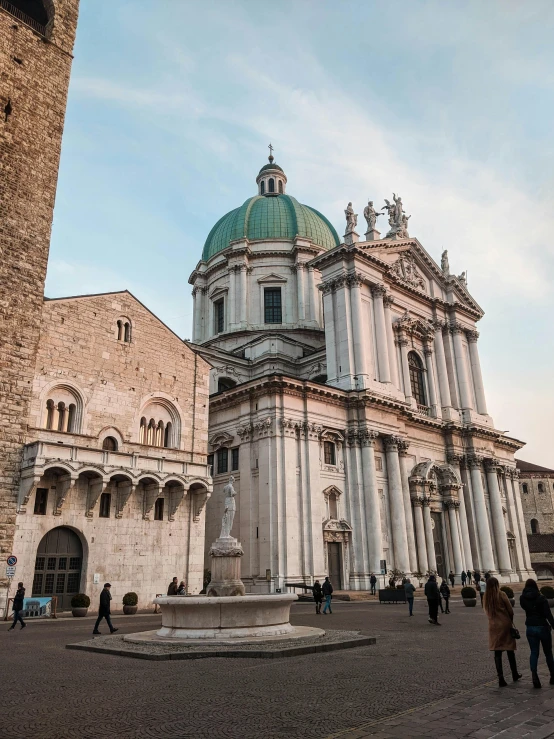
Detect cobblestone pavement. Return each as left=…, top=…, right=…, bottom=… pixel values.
left=1, top=598, right=548, bottom=739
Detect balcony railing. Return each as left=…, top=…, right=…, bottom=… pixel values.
left=0, top=0, right=47, bottom=36
left=415, top=404, right=431, bottom=417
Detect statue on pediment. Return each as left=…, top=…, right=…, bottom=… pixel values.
left=441, top=250, right=450, bottom=276
left=382, top=194, right=411, bottom=239
left=344, top=202, right=357, bottom=233
left=363, top=200, right=380, bottom=231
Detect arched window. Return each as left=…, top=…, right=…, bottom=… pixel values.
left=117, top=320, right=123, bottom=341
left=124, top=322, right=131, bottom=342
left=57, top=402, right=66, bottom=431
left=408, top=352, right=426, bottom=406
left=43, top=386, right=82, bottom=433
left=260, top=180, right=265, bottom=195
left=116, top=317, right=132, bottom=342
left=155, top=420, right=165, bottom=447
left=269, top=178, right=275, bottom=193
left=67, top=404, right=76, bottom=433
left=139, top=401, right=180, bottom=448
left=538, top=482, right=545, bottom=493
left=329, top=492, right=338, bottom=520
left=10, top=1, right=49, bottom=27
left=147, top=419, right=156, bottom=445
left=278, top=180, right=283, bottom=194
left=522, top=483, right=529, bottom=494
left=46, top=399, right=55, bottom=430
left=139, top=417, right=147, bottom=444
left=102, top=436, right=118, bottom=451
left=164, top=422, right=172, bottom=448
left=531, top=518, right=540, bottom=534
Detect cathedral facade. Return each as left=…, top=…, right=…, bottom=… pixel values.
left=191, top=156, right=534, bottom=590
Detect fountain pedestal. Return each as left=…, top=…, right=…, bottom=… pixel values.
left=207, top=536, right=245, bottom=597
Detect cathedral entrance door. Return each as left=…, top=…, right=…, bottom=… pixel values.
left=32, top=527, right=83, bottom=611
left=431, top=512, right=446, bottom=580
left=328, top=542, right=343, bottom=590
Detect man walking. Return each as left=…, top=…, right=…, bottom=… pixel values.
left=322, top=577, right=333, bottom=614
left=449, top=570, right=455, bottom=588
left=313, top=580, right=323, bottom=614
left=93, top=583, right=118, bottom=635
left=404, top=578, right=416, bottom=616
left=370, top=573, right=377, bottom=596
left=461, top=570, right=467, bottom=587
left=8, top=582, right=26, bottom=631
left=425, top=574, right=441, bottom=625
left=467, top=569, right=472, bottom=585
left=167, top=577, right=178, bottom=595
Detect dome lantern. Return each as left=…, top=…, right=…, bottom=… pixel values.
left=256, top=144, right=287, bottom=196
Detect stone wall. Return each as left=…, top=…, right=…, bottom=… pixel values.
left=0, top=1, right=79, bottom=574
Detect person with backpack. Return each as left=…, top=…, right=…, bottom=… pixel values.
left=440, top=579, right=451, bottom=614
left=8, top=582, right=26, bottom=631
left=424, top=574, right=441, bottom=625
left=404, top=578, right=416, bottom=616
left=322, top=577, right=333, bottom=614
left=370, top=573, right=377, bottom=596
left=313, top=580, right=323, bottom=614
left=520, top=579, right=554, bottom=688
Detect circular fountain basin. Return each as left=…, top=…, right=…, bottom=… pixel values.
left=151, top=593, right=299, bottom=640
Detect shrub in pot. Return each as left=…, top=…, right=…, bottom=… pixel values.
left=461, top=586, right=477, bottom=607
left=71, top=593, right=90, bottom=617
left=540, top=585, right=554, bottom=608
left=501, top=585, right=515, bottom=606
left=122, top=592, right=138, bottom=615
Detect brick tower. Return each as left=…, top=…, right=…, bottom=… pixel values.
left=0, top=1, right=80, bottom=568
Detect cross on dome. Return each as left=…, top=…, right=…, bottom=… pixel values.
left=268, top=142, right=274, bottom=163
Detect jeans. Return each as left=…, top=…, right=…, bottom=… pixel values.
left=93, top=613, right=114, bottom=632
left=443, top=596, right=450, bottom=613
left=407, top=597, right=414, bottom=615
left=526, top=625, right=554, bottom=674
left=428, top=599, right=439, bottom=622
left=12, top=609, right=25, bottom=627
left=322, top=595, right=332, bottom=613
left=370, top=583, right=376, bottom=595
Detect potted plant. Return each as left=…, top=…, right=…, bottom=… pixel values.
left=71, top=593, right=90, bottom=617
left=500, top=585, right=515, bottom=607
left=461, top=586, right=477, bottom=607
left=413, top=570, right=424, bottom=588
left=540, top=585, right=554, bottom=608
left=122, top=592, right=138, bottom=615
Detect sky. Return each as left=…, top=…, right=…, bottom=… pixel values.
left=46, top=0, right=554, bottom=466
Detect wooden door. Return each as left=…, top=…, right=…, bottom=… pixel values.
left=328, top=542, right=342, bottom=590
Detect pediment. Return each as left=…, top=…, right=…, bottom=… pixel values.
left=257, top=273, right=288, bottom=284
left=209, top=431, right=235, bottom=449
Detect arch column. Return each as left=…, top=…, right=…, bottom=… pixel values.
left=239, top=265, right=248, bottom=327
left=383, top=295, right=399, bottom=388
left=412, top=498, right=428, bottom=574
left=510, top=470, right=533, bottom=573
left=295, top=263, right=306, bottom=322
left=485, top=459, right=512, bottom=574
left=445, top=500, right=464, bottom=577
left=398, top=335, right=412, bottom=401
left=502, top=468, right=525, bottom=573
left=349, top=274, right=367, bottom=385
left=451, top=322, right=474, bottom=411
left=431, top=320, right=453, bottom=414
left=308, top=266, right=317, bottom=324
left=467, top=456, right=496, bottom=572
left=398, top=441, right=417, bottom=572
left=360, top=429, right=383, bottom=574
left=371, top=285, right=391, bottom=383
left=422, top=498, right=437, bottom=572
left=447, top=454, right=474, bottom=570
left=423, top=345, right=439, bottom=417
left=383, top=436, right=410, bottom=573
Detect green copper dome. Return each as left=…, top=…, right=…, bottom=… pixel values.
left=202, top=194, right=340, bottom=261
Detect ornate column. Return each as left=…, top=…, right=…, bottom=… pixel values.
left=398, top=441, right=417, bottom=572
left=422, top=498, right=437, bottom=572
left=398, top=333, right=412, bottom=401
left=239, top=264, right=248, bottom=326
left=510, top=469, right=533, bottom=573
left=467, top=330, right=488, bottom=415
left=412, top=498, right=428, bottom=573
left=371, top=285, right=391, bottom=383
left=502, top=467, right=525, bottom=573
left=423, top=342, right=439, bottom=417
left=445, top=500, right=464, bottom=577
left=383, top=295, right=399, bottom=388
left=484, top=459, right=512, bottom=574
left=467, top=455, right=496, bottom=572
left=308, top=266, right=317, bottom=324
left=450, top=322, right=474, bottom=411
left=431, top=319, right=452, bottom=411
left=295, top=263, right=306, bottom=322
left=192, top=287, right=199, bottom=342
left=334, top=274, right=355, bottom=384
left=383, top=436, right=410, bottom=573
left=349, top=273, right=366, bottom=384
left=228, top=265, right=237, bottom=329
left=360, top=429, right=383, bottom=573
left=344, top=433, right=366, bottom=581
left=447, top=454, right=473, bottom=570
left=321, top=281, right=337, bottom=381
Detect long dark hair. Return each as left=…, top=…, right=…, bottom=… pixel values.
left=525, top=578, right=539, bottom=591
left=483, top=576, right=504, bottom=618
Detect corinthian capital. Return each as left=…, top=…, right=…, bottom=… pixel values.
left=449, top=321, right=467, bottom=335
left=430, top=318, right=446, bottom=332
left=383, top=435, right=403, bottom=451
left=359, top=428, right=379, bottom=447
left=348, top=272, right=364, bottom=288
left=484, top=457, right=501, bottom=473
left=397, top=440, right=410, bottom=456
left=371, top=284, right=387, bottom=298
left=466, top=329, right=480, bottom=343
left=466, top=454, right=483, bottom=470
left=383, top=294, right=395, bottom=307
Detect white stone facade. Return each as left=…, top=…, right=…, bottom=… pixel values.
left=12, top=291, right=211, bottom=611
left=190, top=159, right=534, bottom=590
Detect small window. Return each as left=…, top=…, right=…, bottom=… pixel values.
left=217, top=448, right=228, bottom=475
left=214, top=299, right=224, bottom=334
left=269, top=178, right=275, bottom=193
left=260, top=180, right=265, bottom=195
left=99, top=492, right=111, bottom=518
left=124, top=322, right=131, bottom=342
left=538, top=483, right=545, bottom=493
left=218, top=377, right=237, bottom=393
left=117, top=320, right=123, bottom=341
left=408, top=352, right=426, bottom=406
left=531, top=518, right=540, bottom=534
left=102, top=436, right=118, bottom=451
left=324, top=441, right=336, bottom=466
left=45, top=399, right=55, bottom=429
left=67, top=403, right=76, bottom=433
left=522, top=483, right=528, bottom=494
left=34, top=488, right=48, bottom=515
left=329, top=492, right=338, bottom=520
left=375, top=456, right=383, bottom=472
left=154, top=497, right=164, bottom=521
left=164, top=422, right=172, bottom=448
left=231, top=447, right=239, bottom=471
left=264, top=287, right=282, bottom=324
left=278, top=180, right=283, bottom=194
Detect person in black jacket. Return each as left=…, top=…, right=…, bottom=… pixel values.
left=313, top=580, right=323, bottom=614
left=520, top=579, right=554, bottom=689
left=424, top=575, right=441, bottom=625
left=440, top=580, right=451, bottom=614
left=8, top=582, right=26, bottom=631
left=370, top=573, right=377, bottom=596
left=322, top=577, right=333, bottom=614
left=92, top=583, right=118, bottom=635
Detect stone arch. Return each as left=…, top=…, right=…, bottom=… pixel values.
left=98, top=426, right=124, bottom=450
left=189, top=480, right=211, bottom=523
left=137, top=394, right=182, bottom=449
left=40, top=381, right=85, bottom=434
left=409, top=460, right=461, bottom=487
left=33, top=525, right=87, bottom=610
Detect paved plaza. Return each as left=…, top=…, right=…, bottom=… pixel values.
left=2, top=596, right=554, bottom=739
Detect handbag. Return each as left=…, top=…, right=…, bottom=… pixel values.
left=510, top=624, right=521, bottom=640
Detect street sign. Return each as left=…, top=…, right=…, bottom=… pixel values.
left=7, top=555, right=17, bottom=566
left=6, top=565, right=16, bottom=578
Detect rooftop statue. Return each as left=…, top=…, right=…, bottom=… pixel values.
left=220, top=475, right=237, bottom=539
left=382, top=194, right=410, bottom=238
left=363, top=200, right=381, bottom=231
left=344, top=202, right=358, bottom=233
left=441, top=250, right=450, bottom=276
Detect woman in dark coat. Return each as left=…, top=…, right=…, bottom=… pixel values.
left=8, top=582, right=26, bottom=630
left=313, top=580, right=323, bottom=615
left=520, top=578, right=554, bottom=688
left=483, top=577, right=521, bottom=687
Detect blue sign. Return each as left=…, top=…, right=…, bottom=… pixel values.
left=7, top=555, right=17, bottom=566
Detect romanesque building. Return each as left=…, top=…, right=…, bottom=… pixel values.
left=0, top=0, right=80, bottom=577
left=517, top=459, right=554, bottom=580
left=14, top=291, right=211, bottom=607
left=190, top=155, right=534, bottom=589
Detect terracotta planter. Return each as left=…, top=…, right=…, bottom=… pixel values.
left=463, top=598, right=477, bottom=607
left=123, top=605, right=138, bottom=615
left=72, top=607, right=88, bottom=617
